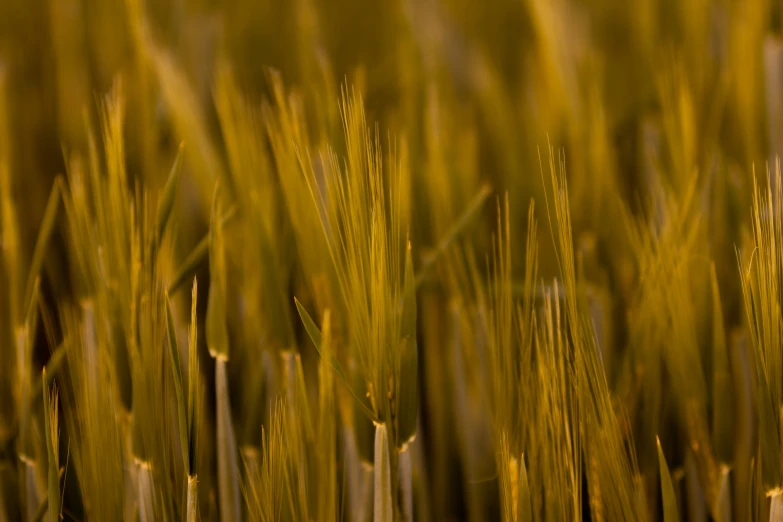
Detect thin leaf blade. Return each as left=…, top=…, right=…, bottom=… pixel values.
left=658, top=437, right=681, bottom=522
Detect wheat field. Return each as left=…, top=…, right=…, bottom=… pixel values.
left=2, top=0, right=783, bottom=520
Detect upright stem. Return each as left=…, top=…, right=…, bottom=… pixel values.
left=771, top=491, right=783, bottom=522
left=508, top=456, right=519, bottom=522
left=715, top=466, right=731, bottom=522
left=136, top=459, right=155, bottom=522
left=215, top=359, right=240, bottom=522
left=685, top=453, right=707, bottom=522
left=374, top=424, right=392, bottom=522
left=186, top=474, right=199, bottom=522
left=399, top=448, right=413, bottom=521
left=22, top=460, right=40, bottom=522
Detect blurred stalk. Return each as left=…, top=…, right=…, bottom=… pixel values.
left=215, top=359, right=240, bottom=522
left=715, top=467, right=731, bottom=522
left=344, top=428, right=371, bottom=522
left=136, top=459, right=156, bottom=522
left=399, top=449, right=412, bottom=522
left=732, top=330, right=755, bottom=522
left=685, top=453, right=707, bottom=522
left=21, top=460, right=40, bottom=522
left=187, top=474, right=199, bottom=522
left=657, top=438, right=680, bottom=522
left=508, top=455, right=519, bottom=522
left=771, top=493, right=783, bottom=522
left=420, top=292, right=451, bottom=517
left=411, top=431, right=432, bottom=522
left=41, top=370, right=58, bottom=522
left=374, top=424, right=393, bottom=522
left=122, top=411, right=137, bottom=522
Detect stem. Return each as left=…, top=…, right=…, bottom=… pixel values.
left=508, top=456, right=519, bottom=522
left=344, top=428, right=371, bottom=522
left=215, top=359, right=241, bottom=522
left=121, top=411, right=137, bottom=522
left=22, top=460, right=41, bottom=522
left=715, top=466, right=731, bottom=522
left=31, top=497, right=47, bottom=522
left=772, top=491, right=783, bottom=522
left=360, top=467, right=373, bottom=522
left=399, top=448, right=413, bottom=522
left=685, top=453, right=706, bottom=522
left=136, top=459, right=155, bottom=522
left=186, top=474, right=199, bottom=522
left=374, top=424, right=392, bottom=522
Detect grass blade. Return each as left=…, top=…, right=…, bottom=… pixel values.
left=24, top=277, right=40, bottom=362
left=31, top=497, right=48, bottom=522
left=316, top=310, right=338, bottom=522
left=710, top=264, right=733, bottom=464
left=31, top=344, right=67, bottom=404
left=294, top=297, right=379, bottom=423
left=216, top=359, right=240, bottom=522
left=518, top=455, right=531, bottom=522
left=399, top=448, right=413, bottom=522
left=415, top=184, right=491, bottom=288
left=188, top=278, right=200, bottom=476
left=41, top=369, right=59, bottom=522
left=168, top=205, right=237, bottom=295
left=165, top=291, right=189, bottom=471
left=658, top=437, right=680, bottom=522
left=19, top=279, right=40, bottom=464
left=23, top=179, right=61, bottom=311
left=397, top=242, right=418, bottom=449
left=294, top=296, right=322, bottom=348
left=154, top=142, right=184, bottom=253
left=206, top=186, right=229, bottom=360
left=293, top=354, right=314, bottom=442
left=757, top=365, right=781, bottom=492
left=184, top=281, right=200, bottom=522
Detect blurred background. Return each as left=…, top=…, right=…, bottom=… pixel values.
left=3, top=0, right=783, bottom=520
